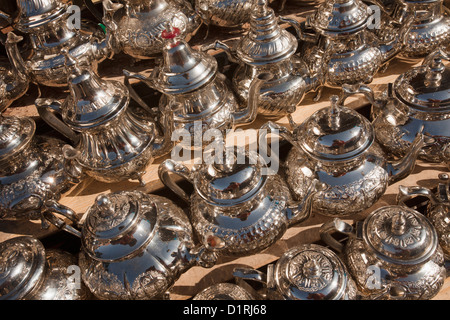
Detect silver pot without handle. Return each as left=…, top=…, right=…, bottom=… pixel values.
left=320, top=205, right=447, bottom=300
left=260, top=85, right=429, bottom=218
left=233, top=243, right=359, bottom=300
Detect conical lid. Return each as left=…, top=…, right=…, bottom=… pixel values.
left=362, top=206, right=438, bottom=266
left=61, top=50, right=129, bottom=129
left=273, top=244, right=349, bottom=300
left=0, top=115, right=35, bottom=163
left=82, top=191, right=157, bottom=262
left=393, top=51, right=450, bottom=112
left=295, top=95, right=374, bottom=161
left=193, top=150, right=267, bottom=206
left=15, top=0, right=67, bottom=32
left=154, top=27, right=218, bottom=94
left=235, top=0, right=297, bottom=65
left=0, top=236, right=46, bottom=300
left=308, top=0, right=371, bottom=36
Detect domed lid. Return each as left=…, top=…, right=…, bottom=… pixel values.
left=393, top=50, right=450, bottom=112
left=0, top=115, right=35, bottom=163
left=82, top=191, right=157, bottom=262
left=15, top=0, right=67, bottom=32
left=155, top=27, right=218, bottom=94
left=235, top=0, right=297, bottom=65
left=193, top=283, right=255, bottom=300
left=295, top=95, right=374, bottom=161
left=0, top=236, right=46, bottom=300
left=362, top=205, right=439, bottom=266
left=193, top=150, right=267, bottom=206
left=308, top=0, right=371, bottom=36
left=62, top=50, right=129, bottom=129
left=273, top=244, right=349, bottom=300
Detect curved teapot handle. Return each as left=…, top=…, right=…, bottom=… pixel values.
left=35, top=97, right=80, bottom=145
left=41, top=200, right=81, bottom=238
left=259, top=121, right=298, bottom=149
left=123, top=69, right=160, bottom=119
left=158, top=159, right=194, bottom=202
left=338, top=83, right=376, bottom=107
left=319, top=218, right=355, bottom=253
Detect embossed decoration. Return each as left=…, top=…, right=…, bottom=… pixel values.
left=287, top=250, right=334, bottom=292
left=363, top=206, right=438, bottom=265
left=193, top=283, right=255, bottom=300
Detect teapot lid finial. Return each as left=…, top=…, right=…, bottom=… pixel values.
left=328, top=95, right=341, bottom=131
left=438, top=173, right=450, bottom=202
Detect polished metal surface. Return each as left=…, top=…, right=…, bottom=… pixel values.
left=195, top=0, right=253, bottom=29
left=372, top=48, right=450, bottom=163
left=0, top=114, right=81, bottom=234
left=1, top=0, right=114, bottom=87
left=193, top=283, right=255, bottom=300
left=78, top=191, right=216, bottom=300
left=158, top=149, right=323, bottom=256
left=202, top=0, right=322, bottom=118
left=36, top=51, right=173, bottom=185
left=85, top=0, right=201, bottom=59
left=124, top=27, right=271, bottom=147
left=0, top=236, right=90, bottom=300
left=261, top=89, right=427, bottom=217
left=233, top=243, right=358, bottom=300
left=320, top=206, right=447, bottom=300
left=398, top=173, right=450, bottom=260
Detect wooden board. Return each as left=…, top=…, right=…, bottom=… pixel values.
left=0, top=2, right=449, bottom=300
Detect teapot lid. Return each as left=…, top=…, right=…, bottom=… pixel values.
left=193, top=151, right=267, bottom=206
left=82, top=191, right=157, bottom=262
left=193, top=283, right=255, bottom=300
left=362, top=205, right=439, bottom=266
left=393, top=51, right=450, bottom=112
left=62, top=51, right=129, bottom=129
left=308, top=0, right=371, bottom=36
left=295, top=95, right=374, bottom=161
left=155, top=27, right=218, bottom=95
left=235, top=0, right=297, bottom=65
left=273, top=244, right=349, bottom=300
left=15, top=0, right=67, bottom=32
left=0, top=115, right=35, bottom=163
left=0, top=236, right=46, bottom=300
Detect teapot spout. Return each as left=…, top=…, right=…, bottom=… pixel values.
left=285, top=179, right=325, bottom=226
left=387, top=132, right=432, bottom=184
left=233, top=72, right=273, bottom=126
left=4, top=32, right=29, bottom=80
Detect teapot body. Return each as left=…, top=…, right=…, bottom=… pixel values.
left=195, top=0, right=252, bottom=29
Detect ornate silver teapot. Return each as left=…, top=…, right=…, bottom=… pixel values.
left=398, top=173, right=450, bottom=260
left=0, top=33, right=29, bottom=110
left=285, top=0, right=412, bottom=95
left=35, top=51, right=173, bottom=185
left=261, top=90, right=428, bottom=217
left=84, top=0, right=201, bottom=59
left=385, top=0, right=450, bottom=59
left=1, top=0, right=117, bottom=87
left=320, top=205, right=447, bottom=299
left=371, top=49, right=450, bottom=164
left=158, top=149, right=324, bottom=256
left=195, top=0, right=253, bottom=30
left=233, top=244, right=359, bottom=300
left=202, top=0, right=322, bottom=118
left=0, top=236, right=91, bottom=300
left=0, top=113, right=82, bottom=235
left=124, top=27, right=272, bottom=148
left=75, top=191, right=217, bottom=300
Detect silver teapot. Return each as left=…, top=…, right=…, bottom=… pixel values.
left=371, top=48, right=450, bottom=164
left=233, top=244, right=359, bottom=300
left=75, top=191, right=217, bottom=300
left=0, top=33, right=29, bottom=110
left=124, top=26, right=272, bottom=148
left=35, top=50, right=173, bottom=186
left=201, top=0, right=322, bottom=118
left=261, top=91, right=428, bottom=218
left=158, top=149, right=324, bottom=256
left=384, top=0, right=450, bottom=60
left=195, top=0, right=253, bottom=30
left=284, top=0, right=412, bottom=95
left=84, top=0, right=201, bottom=59
left=320, top=205, right=447, bottom=300
left=0, top=236, right=91, bottom=300
left=0, top=113, right=82, bottom=235
left=397, top=173, right=450, bottom=260
left=1, top=0, right=117, bottom=87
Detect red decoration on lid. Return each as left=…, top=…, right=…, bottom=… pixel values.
left=161, top=27, right=181, bottom=39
